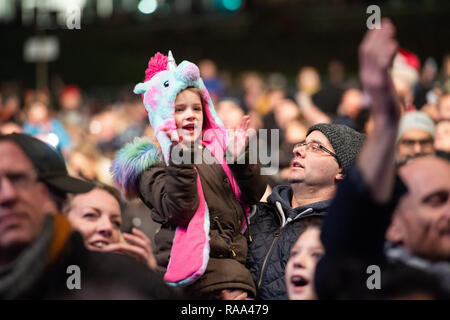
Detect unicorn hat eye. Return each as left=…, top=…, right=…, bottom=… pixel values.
left=163, top=80, right=169, bottom=87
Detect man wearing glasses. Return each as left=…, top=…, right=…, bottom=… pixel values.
left=395, top=111, right=436, bottom=166
left=247, top=122, right=364, bottom=300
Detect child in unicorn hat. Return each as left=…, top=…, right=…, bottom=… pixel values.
left=112, top=51, right=267, bottom=299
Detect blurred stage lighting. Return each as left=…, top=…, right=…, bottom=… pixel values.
left=138, top=0, right=158, bottom=14
left=223, top=0, right=242, bottom=11
left=213, top=0, right=242, bottom=11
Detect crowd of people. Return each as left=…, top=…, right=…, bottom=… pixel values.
left=0, top=18, right=449, bottom=300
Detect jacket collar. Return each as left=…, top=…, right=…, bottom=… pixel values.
left=267, top=185, right=332, bottom=226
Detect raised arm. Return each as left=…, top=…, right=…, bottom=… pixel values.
left=357, top=18, right=401, bottom=203
left=315, top=19, right=405, bottom=299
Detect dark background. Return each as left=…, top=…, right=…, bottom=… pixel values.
left=1, top=0, right=450, bottom=95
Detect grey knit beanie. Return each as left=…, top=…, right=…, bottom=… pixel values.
left=397, top=111, right=435, bottom=142
left=306, top=123, right=365, bottom=172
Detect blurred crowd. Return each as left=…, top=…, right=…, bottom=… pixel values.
left=2, top=50, right=449, bottom=189
left=1, top=24, right=450, bottom=300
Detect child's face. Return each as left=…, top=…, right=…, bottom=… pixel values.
left=174, top=89, right=204, bottom=144
left=285, top=227, right=324, bottom=300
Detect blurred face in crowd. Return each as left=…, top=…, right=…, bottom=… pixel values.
left=0, top=122, right=22, bottom=135
left=396, top=129, right=434, bottom=164
left=0, top=142, right=49, bottom=264
left=68, top=151, right=98, bottom=180
left=285, top=227, right=324, bottom=300
left=274, top=100, right=300, bottom=130
left=438, top=95, right=450, bottom=120
left=389, top=157, right=450, bottom=261
left=60, top=87, right=82, bottom=110
left=27, top=101, right=49, bottom=125
left=285, top=121, right=307, bottom=144
left=289, top=130, right=343, bottom=187
left=216, top=100, right=244, bottom=130
left=297, top=67, right=320, bottom=95
left=198, top=59, right=217, bottom=80
left=242, top=73, right=264, bottom=94
left=393, top=79, right=414, bottom=108
left=434, top=120, right=450, bottom=152
left=174, top=88, right=204, bottom=144
left=67, top=188, right=122, bottom=251
left=339, top=89, right=363, bottom=119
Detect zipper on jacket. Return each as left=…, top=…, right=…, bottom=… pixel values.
left=257, top=200, right=287, bottom=288
left=257, top=226, right=284, bottom=288
left=230, top=246, right=237, bottom=257
left=256, top=204, right=314, bottom=289
left=244, top=213, right=253, bottom=243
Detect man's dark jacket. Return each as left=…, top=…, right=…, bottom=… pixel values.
left=246, top=185, right=331, bottom=300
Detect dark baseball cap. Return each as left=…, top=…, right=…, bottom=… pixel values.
left=0, top=133, right=93, bottom=194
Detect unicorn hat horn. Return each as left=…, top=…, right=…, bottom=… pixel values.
left=167, top=50, right=177, bottom=71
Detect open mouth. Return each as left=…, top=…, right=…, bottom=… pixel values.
left=292, top=160, right=304, bottom=169
left=90, top=240, right=109, bottom=249
left=291, top=275, right=309, bottom=288
left=182, top=123, right=196, bottom=134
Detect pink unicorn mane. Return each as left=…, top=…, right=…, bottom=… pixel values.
left=145, top=52, right=168, bottom=82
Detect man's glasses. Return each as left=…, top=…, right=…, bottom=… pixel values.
left=293, top=141, right=338, bottom=159
left=399, top=138, right=434, bottom=150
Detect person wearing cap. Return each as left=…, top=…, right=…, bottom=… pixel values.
left=396, top=111, right=436, bottom=166
left=246, top=123, right=365, bottom=300
left=0, top=133, right=181, bottom=299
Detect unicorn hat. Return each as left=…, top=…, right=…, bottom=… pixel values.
left=112, top=52, right=248, bottom=287
left=132, top=51, right=226, bottom=164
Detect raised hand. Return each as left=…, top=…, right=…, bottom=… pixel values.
left=357, top=18, right=402, bottom=203
left=227, top=115, right=251, bottom=162
left=359, top=18, right=398, bottom=89
left=100, top=228, right=158, bottom=270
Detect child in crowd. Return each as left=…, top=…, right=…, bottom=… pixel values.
left=285, top=218, right=324, bottom=300
left=112, top=52, right=266, bottom=299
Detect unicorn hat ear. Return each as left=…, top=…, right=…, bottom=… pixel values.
left=167, top=50, right=177, bottom=71
left=134, top=82, right=147, bottom=94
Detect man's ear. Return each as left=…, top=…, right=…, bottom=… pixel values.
left=37, top=182, right=50, bottom=200
left=335, top=167, right=345, bottom=181
left=37, top=183, right=58, bottom=214
left=386, top=211, right=404, bottom=244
